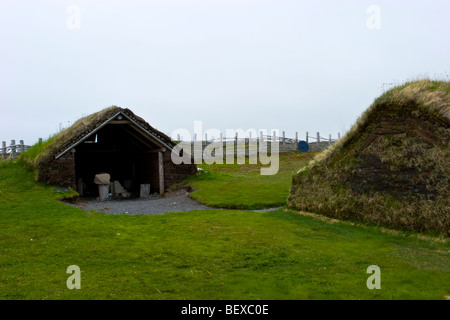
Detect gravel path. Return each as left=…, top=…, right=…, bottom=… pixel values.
left=67, top=189, right=283, bottom=215
left=68, top=190, right=214, bottom=215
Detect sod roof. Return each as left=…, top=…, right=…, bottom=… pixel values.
left=287, top=79, right=450, bottom=235
left=21, top=106, right=175, bottom=170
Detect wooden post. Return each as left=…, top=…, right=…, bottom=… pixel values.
left=132, top=152, right=136, bottom=181
left=203, top=133, right=207, bottom=151
left=1, top=141, right=6, bottom=160
left=306, top=132, right=309, bottom=144
left=272, top=131, right=277, bottom=153
left=20, top=140, right=25, bottom=154
left=295, top=132, right=298, bottom=144
left=77, top=178, right=84, bottom=197
left=219, top=132, right=224, bottom=156
left=282, top=131, right=285, bottom=149
left=316, top=132, right=320, bottom=144
left=158, top=151, right=164, bottom=194
left=248, top=132, right=252, bottom=157
left=338, top=132, right=341, bottom=139
left=329, top=134, right=332, bottom=146
left=259, top=131, right=264, bottom=154
left=10, top=140, right=16, bottom=159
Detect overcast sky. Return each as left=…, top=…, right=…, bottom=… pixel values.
left=1, top=0, right=449, bottom=145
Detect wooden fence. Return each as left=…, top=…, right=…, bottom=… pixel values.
left=1, top=140, right=33, bottom=160
left=1, top=131, right=340, bottom=161
left=176, top=131, right=341, bottom=158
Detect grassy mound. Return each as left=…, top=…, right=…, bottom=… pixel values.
left=287, top=79, right=450, bottom=236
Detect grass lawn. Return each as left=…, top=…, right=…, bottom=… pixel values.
left=0, top=156, right=449, bottom=300
left=186, top=152, right=316, bottom=209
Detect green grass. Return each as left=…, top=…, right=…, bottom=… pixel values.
left=186, top=152, right=315, bottom=209
left=0, top=159, right=449, bottom=300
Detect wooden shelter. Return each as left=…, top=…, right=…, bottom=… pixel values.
left=34, top=106, right=197, bottom=197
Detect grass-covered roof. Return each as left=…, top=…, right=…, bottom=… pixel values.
left=288, top=79, right=450, bottom=235
left=21, top=106, right=175, bottom=171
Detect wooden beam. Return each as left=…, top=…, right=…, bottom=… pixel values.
left=109, top=120, right=132, bottom=124
left=119, top=112, right=173, bottom=150
left=121, top=125, right=156, bottom=149
left=77, top=148, right=166, bottom=154
left=158, top=151, right=164, bottom=194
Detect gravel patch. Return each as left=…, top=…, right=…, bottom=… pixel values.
left=66, top=190, right=283, bottom=215
left=67, top=190, right=214, bottom=215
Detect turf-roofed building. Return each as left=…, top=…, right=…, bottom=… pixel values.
left=23, top=106, right=197, bottom=197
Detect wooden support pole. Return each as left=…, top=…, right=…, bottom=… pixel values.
left=1, top=141, right=6, bottom=160
left=10, top=140, right=16, bottom=159
left=306, top=132, right=309, bottom=144
left=272, top=131, right=277, bottom=153
left=316, top=132, right=320, bottom=144
left=77, top=178, right=84, bottom=197
left=158, top=151, right=165, bottom=194
left=20, top=140, right=24, bottom=153
left=295, top=132, right=298, bottom=143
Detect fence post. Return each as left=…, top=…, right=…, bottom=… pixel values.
left=11, top=140, right=16, bottom=159
left=328, top=134, right=332, bottom=146
left=338, top=132, right=341, bottom=139
left=272, top=131, right=277, bottom=153
left=306, top=132, right=309, bottom=144
left=1, top=141, right=6, bottom=160
left=260, top=130, right=264, bottom=153
left=295, top=132, right=298, bottom=144
left=316, top=132, right=320, bottom=144
left=20, top=140, right=25, bottom=153
left=282, top=131, right=285, bottom=149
